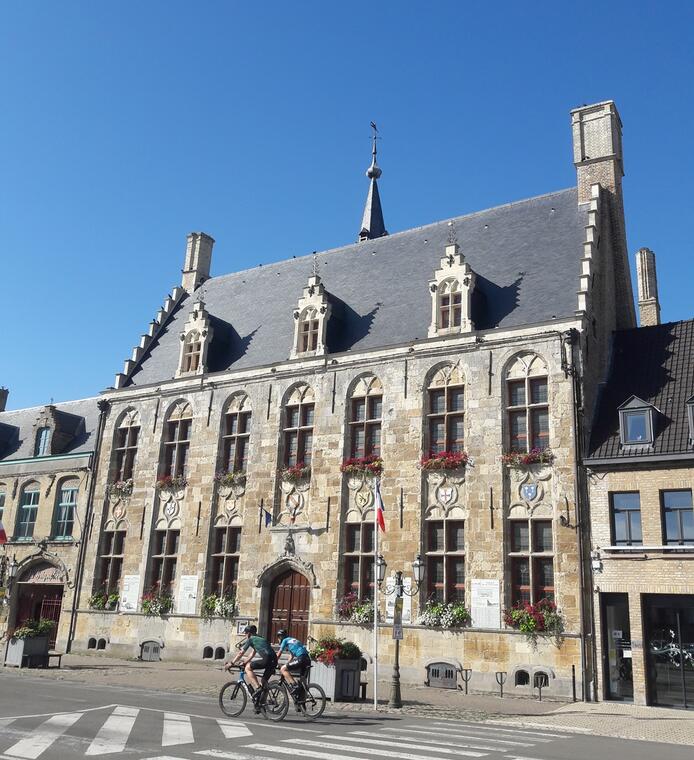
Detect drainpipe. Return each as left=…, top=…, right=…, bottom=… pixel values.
left=65, top=398, right=110, bottom=653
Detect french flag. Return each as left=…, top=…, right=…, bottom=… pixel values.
left=374, top=479, right=386, bottom=533
left=0, top=519, right=7, bottom=545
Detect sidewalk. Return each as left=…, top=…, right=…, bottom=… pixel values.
left=2, top=653, right=693, bottom=745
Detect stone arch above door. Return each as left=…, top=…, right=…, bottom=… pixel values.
left=255, top=554, right=319, bottom=589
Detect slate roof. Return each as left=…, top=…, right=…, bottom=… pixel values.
left=0, top=398, right=100, bottom=463
left=127, top=188, right=588, bottom=387
left=587, top=319, right=694, bottom=460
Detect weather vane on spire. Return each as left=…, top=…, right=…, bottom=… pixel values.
left=447, top=220, right=458, bottom=246
left=366, top=121, right=382, bottom=180
left=311, top=251, right=320, bottom=278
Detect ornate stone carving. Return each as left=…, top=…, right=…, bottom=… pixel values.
left=255, top=554, right=318, bottom=589
left=346, top=472, right=376, bottom=521
left=508, top=464, right=553, bottom=517
left=424, top=470, right=467, bottom=519
left=277, top=476, right=310, bottom=525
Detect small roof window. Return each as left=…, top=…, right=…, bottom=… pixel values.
left=687, top=395, right=694, bottom=446
left=618, top=396, right=655, bottom=447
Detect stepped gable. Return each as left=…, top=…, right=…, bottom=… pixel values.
left=128, top=187, right=587, bottom=386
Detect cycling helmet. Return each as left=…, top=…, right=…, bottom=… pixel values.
left=243, top=624, right=257, bottom=635
left=277, top=629, right=288, bottom=640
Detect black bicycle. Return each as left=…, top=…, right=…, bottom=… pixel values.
left=274, top=666, right=327, bottom=721
left=218, top=667, right=288, bottom=721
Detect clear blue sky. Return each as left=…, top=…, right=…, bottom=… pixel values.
left=1, top=2, right=692, bottom=410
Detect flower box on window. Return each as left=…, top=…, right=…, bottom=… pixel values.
left=340, top=455, right=383, bottom=477
left=200, top=593, right=237, bottom=621
left=416, top=599, right=471, bottom=628
left=502, top=448, right=555, bottom=468
left=335, top=593, right=376, bottom=624
left=141, top=588, right=174, bottom=616
left=503, top=599, right=564, bottom=645
left=213, top=470, right=246, bottom=488
left=279, top=463, right=311, bottom=484
left=155, top=475, right=188, bottom=493
left=88, top=589, right=118, bottom=611
left=107, top=479, right=134, bottom=500
left=419, top=451, right=470, bottom=472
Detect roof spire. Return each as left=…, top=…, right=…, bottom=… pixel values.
left=358, top=122, right=387, bottom=242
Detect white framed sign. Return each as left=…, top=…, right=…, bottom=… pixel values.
left=177, top=575, right=199, bottom=615
left=120, top=574, right=140, bottom=613
left=471, top=579, right=501, bottom=629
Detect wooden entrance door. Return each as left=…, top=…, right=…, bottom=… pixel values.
left=269, top=569, right=310, bottom=643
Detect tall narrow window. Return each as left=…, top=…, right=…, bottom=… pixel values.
left=299, top=310, right=320, bottom=353
left=0, top=485, right=5, bottom=527
left=343, top=521, right=375, bottom=597
left=113, top=412, right=140, bottom=481
left=349, top=377, right=382, bottom=458
left=284, top=395, right=314, bottom=467
left=150, top=528, right=180, bottom=592
left=505, top=354, right=549, bottom=452
left=35, top=427, right=50, bottom=457
left=426, top=365, right=465, bottom=454
left=182, top=331, right=202, bottom=372
left=54, top=481, right=78, bottom=539
left=439, top=282, right=462, bottom=329
left=424, top=519, right=465, bottom=602
left=210, top=526, right=241, bottom=596
left=610, top=492, right=642, bottom=546
left=221, top=404, right=251, bottom=473
left=96, top=530, right=126, bottom=593
left=16, top=484, right=40, bottom=540
left=661, top=490, right=694, bottom=546
left=162, top=403, right=192, bottom=478
left=508, top=518, right=554, bottom=604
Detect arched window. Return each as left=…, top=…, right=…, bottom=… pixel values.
left=35, top=426, right=50, bottom=457
left=220, top=395, right=251, bottom=473
left=16, top=482, right=40, bottom=540
left=282, top=385, right=314, bottom=468
left=426, top=364, right=465, bottom=454
left=298, top=308, right=319, bottom=354
left=162, top=401, right=193, bottom=478
left=182, top=331, right=202, bottom=373
left=113, top=410, right=140, bottom=481
left=54, top=478, right=79, bottom=539
left=438, top=279, right=462, bottom=330
left=505, top=353, right=549, bottom=452
left=348, top=376, right=382, bottom=458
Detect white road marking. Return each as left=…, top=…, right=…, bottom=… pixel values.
left=429, top=722, right=555, bottom=741
left=287, top=738, right=487, bottom=759
left=217, top=719, right=253, bottom=738
left=85, top=705, right=139, bottom=755
left=0, top=720, right=15, bottom=728
left=3, top=711, right=82, bottom=759
left=483, top=719, right=593, bottom=734
left=162, top=712, right=194, bottom=747
left=196, top=752, right=240, bottom=759
left=0, top=704, right=117, bottom=721
left=376, top=727, right=535, bottom=747
left=344, top=731, right=511, bottom=753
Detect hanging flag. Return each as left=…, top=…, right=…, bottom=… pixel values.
left=0, top=519, right=7, bottom=545
left=374, top=479, right=386, bottom=533
left=264, top=509, right=272, bottom=528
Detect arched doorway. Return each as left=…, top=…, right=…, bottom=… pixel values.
left=269, top=569, right=310, bottom=643
left=14, top=561, right=65, bottom=648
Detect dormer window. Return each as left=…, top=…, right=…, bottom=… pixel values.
left=290, top=268, right=330, bottom=359
left=177, top=300, right=212, bottom=377
left=35, top=426, right=50, bottom=457
left=182, top=331, right=202, bottom=372
left=299, top=309, right=320, bottom=353
left=428, top=242, right=475, bottom=338
left=618, top=396, right=655, bottom=447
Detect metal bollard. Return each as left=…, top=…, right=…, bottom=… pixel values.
left=495, top=671, right=507, bottom=698
left=572, top=664, right=577, bottom=702
left=460, top=668, right=472, bottom=695
left=537, top=680, right=543, bottom=702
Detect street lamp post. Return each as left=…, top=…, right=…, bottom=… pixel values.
left=377, top=553, right=425, bottom=708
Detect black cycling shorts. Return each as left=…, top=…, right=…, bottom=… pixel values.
left=285, top=652, right=311, bottom=675
left=249, top=652, right=277, bottom=681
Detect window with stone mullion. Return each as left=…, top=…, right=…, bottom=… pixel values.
left=439, top=292, right=462, bottom=329
left=222, top=411, right=251, bottom=473
left=349, top=396, right=382, bottom=458
left=183, top=335, right=201, bottom=372
left=343, top=522, right=375, bottom=598
left=151, top=528, right=180, bottom=592
left=507, top=376, right=549, bottom=452
left=424, top=519, right=465, bottom=603
left=300, top=319, right=319, bottom=353
left=163, top=419, right=191, bottom=478
left=114, top=425, right=139, bottom=481
left=508, top=518, right=554, bottom=604
left=427, top=385, right=464, bottom=454
left=210, top=526, right=241, bottom=596
left=16, top=489, right=39, bottom=539
left=96, top=529, right=126, bottom=593
left=284, top=403, right=314, bottom=467
left=54, top=487, right=77, bottom=539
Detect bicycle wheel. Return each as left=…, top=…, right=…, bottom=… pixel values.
left=299, top=682, right=327, bottom=721
left=263, top=681, right=289, bottom=722
left=218, top=682, right=247, bottom=717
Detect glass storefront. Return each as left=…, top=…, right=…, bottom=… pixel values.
left=601, top=593, right=633, bottom=700
left=644, top=594, right=694, bottom=709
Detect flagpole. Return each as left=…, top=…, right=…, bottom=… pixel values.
left=373, top=477, right=379, bottom=711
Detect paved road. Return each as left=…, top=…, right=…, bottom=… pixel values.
left=0, top=671, right=691, bottom=760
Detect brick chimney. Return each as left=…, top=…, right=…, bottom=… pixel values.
left=181, top=232, right=215, bottom=293
left=0, top=387, right=7, bottom=412
left=636, top=247, right=661, bottom=326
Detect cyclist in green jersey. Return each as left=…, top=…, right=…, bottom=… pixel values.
left=224, top=625, right=277, bottom=699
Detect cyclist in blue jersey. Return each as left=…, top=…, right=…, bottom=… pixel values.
left=276, top=629, right=311, bottom=693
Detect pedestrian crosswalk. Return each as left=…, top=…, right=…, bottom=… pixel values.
left=0, top=707, right=577, bottom=760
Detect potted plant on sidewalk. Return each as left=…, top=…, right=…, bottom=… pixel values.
left=4, top=619, right=56, bottom=667
left=308, top=636, right=362, bottom=701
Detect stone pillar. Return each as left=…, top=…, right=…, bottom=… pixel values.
left=636, top=247, right=661, bottom=326
left=181, top=232, right=215, bottom=293
left=628, top=590, right=648, bottom=706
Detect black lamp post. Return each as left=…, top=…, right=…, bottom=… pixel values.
left=377, top=553, right=425, bottom=708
